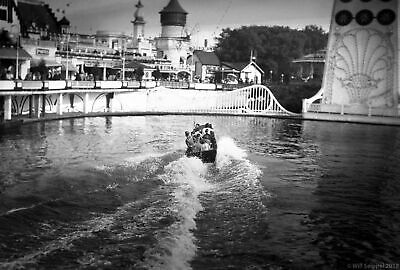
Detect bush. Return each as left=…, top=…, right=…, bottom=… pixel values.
left=268, top=82, right=321, bottom=113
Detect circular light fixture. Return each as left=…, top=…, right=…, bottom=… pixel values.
left=377, top=9, right=396, bottom=25
left=336, top=10, right=353, bottom=26
left=355, top=9, right=374, bottom=26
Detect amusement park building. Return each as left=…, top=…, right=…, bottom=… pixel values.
left=0, top=0, right=193, bottom=81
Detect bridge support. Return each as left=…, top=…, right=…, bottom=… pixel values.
left=57, top=93, right=63, bottom=116
left=33, top=95, right=41, bottom=118
left=106, top=93, right=113, bottom=112
left=83, top=92, right=89, bottom=114
left=41, top=94, right=46, bottom=118
left=3, top=95, right=12, bottom=121
left=28, top=95, right=33, bottom=118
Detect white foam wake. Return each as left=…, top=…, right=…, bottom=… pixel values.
left=215, top=136, right=247, bottom=169
left=141, top=156, right=212, bottom=270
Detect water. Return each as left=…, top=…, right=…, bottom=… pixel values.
left=0, top=116, right=399, bottom=270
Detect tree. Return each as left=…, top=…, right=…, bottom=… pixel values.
left=215, top=25, right=328, bottom=81
left=134, top=66, right=144, bottom=81
left=152, top=68, right=161, bottom=81
left=30, top=59, right=48, bottom=80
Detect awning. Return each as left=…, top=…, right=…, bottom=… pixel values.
left=0, top=47, right=32, bottom=60
left=31, top=59, right=62, bottom=67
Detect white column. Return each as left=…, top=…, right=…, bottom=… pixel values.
left=4, top=95, right=12, bottom=120
left=103, top=66, right=107, bottom=81
left=83, top=92, right=90, bottom=114
left=106, top=93, right=113, bottom=112
left=34, top=95, right=41, bottom=118
left=57, top=93, right=63, bottom=115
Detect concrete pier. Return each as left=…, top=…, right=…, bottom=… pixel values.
left=57, top=93, right=63, bottom=116
left=33, top=95, right=41, bottom=118
left=4, top=95, right=12, bottom=121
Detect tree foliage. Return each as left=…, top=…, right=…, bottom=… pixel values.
left=134, top=66, right=144, bottom=81
left=215, top=25, right=328, bottom=81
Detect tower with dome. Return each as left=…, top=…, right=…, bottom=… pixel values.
left=155, top=0, right=192, bottom=70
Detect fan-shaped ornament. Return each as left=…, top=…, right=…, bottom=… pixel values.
left=334, top=29, right=394, bottom=104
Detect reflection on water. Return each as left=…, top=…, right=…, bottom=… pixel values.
left=302, top=122, right=400, bottom=268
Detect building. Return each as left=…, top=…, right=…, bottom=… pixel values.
left=222, top=61, right=264, bottom=84
left=188, top=50, right=220, bottom=82
left=0, top=0, right=63, bottom=79
left=292, top=49, right=326, bottom=81
left=1, top=0, right=194, bottom=82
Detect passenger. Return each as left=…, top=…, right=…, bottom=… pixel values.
left=193, top=137, right=202, bottom=153
left=193, top=123, right=201, bottom=132
left=202, top=129, right=212, bottom=143
left=200, top=138, right=211, bottom=151
left=210, top=130, right=217, bottom=149
left=185, top=131, right=195, bottom=152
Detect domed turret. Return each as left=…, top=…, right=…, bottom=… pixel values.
left=159, top=0, right=187, bottom=27
left=133, top=0, right=145, bottom=24
left=132, top=0, right=146, bottom=47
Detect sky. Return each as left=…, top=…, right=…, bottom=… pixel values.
left=45, top=0, right=334, bottom=46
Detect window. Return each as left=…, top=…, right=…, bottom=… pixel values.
left=0, top=0, right=8, bottom=7
left=0, top=9, right=6, bottom=21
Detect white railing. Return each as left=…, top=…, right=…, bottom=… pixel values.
left=144, top=84, right=296, bottom=116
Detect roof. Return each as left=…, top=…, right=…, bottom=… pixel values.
left=58, top=16, right=70, bottom=26
left=160, top=0, right=187, bottom=14
left=17, top=0, right=60, bottom=34
left=135, top=0, right=143, bottom=8
left=293, top=49, right=326, bottom=63
left=222, top=61, right=265, bottom=74
left=114, top=60, right=152, bottom=71
left=0, top=47, right=32, bottom=60
left=194, top=50, right=220, bottom=66
left=223, top=62, right=248, bottom=71
left=133, top=0, right=145, bottom=24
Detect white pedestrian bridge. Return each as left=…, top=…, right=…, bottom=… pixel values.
left=0, top=81, right=296, bottom=121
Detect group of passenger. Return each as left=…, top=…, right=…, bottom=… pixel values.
left=185, top=123, right=217, bottom=154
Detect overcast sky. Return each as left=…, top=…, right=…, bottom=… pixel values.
left=45, top=0, right=334, bottom=46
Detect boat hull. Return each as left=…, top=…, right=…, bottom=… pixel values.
left=186, top=149, right=217, bottom=163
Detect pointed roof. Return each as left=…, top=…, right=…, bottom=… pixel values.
left=222, top=61, right=265, bottom=74
left=58, top=16, right=70, bottom=26
left=135, top=0, right=143, bottom=8
left=160, top=0, right=187, bottom=14
left=133, top=0, right=145, bottom=24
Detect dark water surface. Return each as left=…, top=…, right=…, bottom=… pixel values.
left=0, top=116, right=399, bottom=270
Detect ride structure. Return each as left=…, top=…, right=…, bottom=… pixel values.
left=303, top=0, right=399, bottom=121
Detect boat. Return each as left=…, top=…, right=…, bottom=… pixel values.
left=185, top=123, right=217, bottom=163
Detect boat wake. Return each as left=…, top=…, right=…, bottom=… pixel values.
left=138, top=156, right=212, bottom=270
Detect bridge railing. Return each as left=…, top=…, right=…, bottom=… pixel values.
left=144, top=84, right=296, bottom=116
